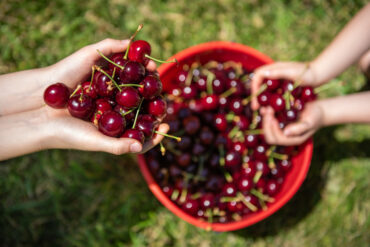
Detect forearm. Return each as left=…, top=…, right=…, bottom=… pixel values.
left=0, top=67, right=52, bottom=116
left=0, top=108, right=50, bottom=161
left=319, top=91, right=370, bottom=126
left=311, top=3, right=370, bottom=85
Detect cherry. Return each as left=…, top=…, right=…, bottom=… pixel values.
left=269, top=94, right=285, bottom=112
left=219, top=96, right=229, bottom=109
left=98, top=110, right=125, bottom=137
left=205, top=175, right=224, bottom=192
left=253, top=144, right=268, bottom=161
left=95, top=98, right=112, bottom=113
left=228, top=98, right=243, bottom=114
left=108, top=53, right=126, bottom=71
left=176, top=153, right=191, bottom=167
left=226, top=79, right=244, bottom=97
left=120, top=61, right=145, bottom=83
left=257, top=91, right=271, bottom=106
left=188, top=99, right=203, bottom=113
left=139, top=75, right=162, bottom=100
left=128, top=40, right=151, bottom=65
left=208, top=153, right=220, bottom=168
left=44, top=83, right=70, bottom=108
left=182, top=199, right=199, bottom=215
left=195, top=76, right=207, bottom=91
left=212, top=77, right=226, bottom=94
left=182, top=85, right=198, bottom=99
left=282, top=80, right=294, bottom=92
left=114, top=105, right=135, bottom=122
left=199, top=127, right=214, bottom=145
left=169, top=165, right=182, bottom=177
left=77, top=81, right=98, bottom=99
left=265, top=79, right=280, bottom=91
left=233, top=115, right=250, bottom=131
left=227, top=201, right=244, bottom=213
left=175, top=70, right=188, bottom=85
left=240, top=163, right=257, bottom=178
left=68, top=95, right=94, bottom=119
left=301, top=86, right=316, bottom=102
left=255, top=160, right=270, bottom=176
left=136, top=114, right=158, bottom=137
left=283, top=108, right=298, bottom=122
left=265, top=179, right=280, bottom=196
left=147, top=157, right=160, bottom=173
left=231, top=141, right=246, bottom=154
left=147, top=96, right=167, bottom=118
left=162, top=186, right=174, bottom=197
left=183, top=115, right=200, bottom=135
left=192, top=142, right=206, bottom=156
left=245, top=134, right=259, bottom=148
left=278, top=159, right=292, bottom=172
left=177, top=136, right=192, bottom=150
left=178, top=108, right=191, bottom=119
left=225, top=151, right=242, bottom=169
left=222, top=183, right=237, bottom=196
left=201, top=94, right=219, bottom=110
left=199, top=193, right=215, bottom=209
left=214, top=113, right=228, bottom=132
left=237, top=176, right=253, bottom=192
left=270, top=165, right=285, bottom=179
left=121, top=129, right=145, bottom=144
left=94, top=70, right=115, bottom=97
left=116, top=87, right=141, bottom=108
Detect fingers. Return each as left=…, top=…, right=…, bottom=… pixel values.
left=283, top=121, right=311, bottom=136
left=141, top=123, right=170, bottom=153
left=146, top=60, right=157, bottom=72
left=261, top=107, right=312, bottom=146
left=90, top=38, right=130, bottom=56
left=94, top=135, right=143, bottom=155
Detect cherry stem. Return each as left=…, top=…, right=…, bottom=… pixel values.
left=171, top=189, right=179, bottom=201
left=259, top=197, right=267, bottom=211
left=206, top=208, right=213, bottom=224
left=118, top=84, right=143, bottom=88
left=154, top=131, right=181, bottom=142
left=164, top=143, right=182, bottom=156
left=204, top=60, right=218, bottom=69
left=220, top=196, right=238, bottom=203
left=70, top=85, right=82, bottom=98
left=220, top=87, right=237, bottom=98
left=223, top=61, right=243, bottom=76
left=237, top=192, right=258, bottom=212
left=226, top=113, right=235, bottom=122
left=242, top=83, right=267, bottom=105
left=244, top=129, right=263, bottom=135
left=268, top=157, right=276, bottom=169
left=96, top=49, right=124, bottom=70
left=283, top=91, right=292, bottom=110
left=145, top=54, right=178, bottom=64
left=251, top=189, right=274, bottom=203
left=249, top=110, right=259, bottom=130
left=224, top=171, right=233, bottom=183
left=124, top=24, right=143, bottom=60
left=131, top=98, right=143, bottom=129
left=314, top=80, right=344, bottom=94
left=270, top=152, right=288, bottom=160
left=89, top=66, right=95, bottom=88
left=293, top=62, right=310, bottom=89
left=253, top=170, right=263, bottom=184
left=202, top=69, right=215, bottom=95
left=185, top=68, right=194, bottom=86
left=179, top=188, right=188, bottom=203
left=119, top=107, right=135, bottom=117
left=218, top=145, right=225, bottom=167
left=228, top=125, right=240, bottom=139
left=159, top=142, right=166, bottom=156
left=94, top=65, right=122, bottom=92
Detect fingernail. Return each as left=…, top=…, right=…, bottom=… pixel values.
left=284, top=129, right=291, bottom=136
left=130, top=142, right=142, bottom=153
left=264, top=70, right=270, bottom=76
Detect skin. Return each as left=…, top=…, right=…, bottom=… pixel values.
left=251, top=3, right=370, bottom=146
left=0, top=38, right=168, bottom=161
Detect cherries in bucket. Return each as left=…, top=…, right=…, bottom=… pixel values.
left=139, top=42, right=314, bottom=231
left=43, top=25, right=179, bottom=144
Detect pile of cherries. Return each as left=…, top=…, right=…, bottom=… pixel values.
left=43, top=25, right=178, bottom=144
left=144, top=61, right=316, bottom=223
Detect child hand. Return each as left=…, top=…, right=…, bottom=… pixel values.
left=260, top=101, right=324, bottom=146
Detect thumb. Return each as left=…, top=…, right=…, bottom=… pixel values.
left=92, top=135, right=143, bottom=155
left=283, top=121, right=311, bottom=137
left=90, top=38, right=130, bottom=56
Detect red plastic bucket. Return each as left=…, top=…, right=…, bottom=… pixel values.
left=137, top=41, right=313, bottom=231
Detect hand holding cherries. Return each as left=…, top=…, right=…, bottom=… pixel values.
left=43, top=25, right=179, bottom=148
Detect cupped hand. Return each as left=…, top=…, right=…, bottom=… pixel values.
left=251, top=62, right=317, bottom=110
left=44, top=107, right=169, bottom=155
left=260, top=101, right=323, bottom=146
left=48, top=38, right=156, bottom=89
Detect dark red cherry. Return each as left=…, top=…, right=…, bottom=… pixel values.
left=265, top=179, right=280, bottom=196
left=44, top=83, right=70, bottom=108
left=147, top=96, right=167, bottom=118
left=228, top=98, right=243, bottom=114
left=233, top=115, right=250, bottom=131
left=226, top=79, right=244, bottom=97
left=121, top=129, right=145, bottom=144
left=169, top=165, right=182, bottom=178
left=108, top=53, right=126, bottom=71
left=192, top=142, right=206, bottom=156
left=136, top=114, right=158, bottom=137
left=77, top=82, right=98, bottom=99
left=270, top=94, right=285, bottom=112
left=178, top=108, right=191, bottom=119
left=237, top=176, right=253, bottom=192
left=176, top=153, right=191, bottom=167
left=182, top=85, right=197, bottom=99
left=162, top=186, right=174, bottom=198
left=293, top=98, right=304, bottom=111
left=175, top=70, right=188, bottom=85
left=282, top=80, right=294, bottom=92
left=182, top=199, right=199, bottom=216
left=98, top=110, right=125, bottom=137
left=255, top=160, right=270, bottom=176
left=94, top=70, right=115, bottom=97
left=147, top=157, right=160, bottom=173
left=257, top=91, right=271, bottom=106
left=219, top=96, right=229, bottom=109
left=183, top=116, right=201, bottom=135
left=114, top=105, right=135, bottom=122
left=199, top=127, right=214, bottom=145
left=301, top=86, right=316, bottom=102
left=195, top=76, right=207, bottom=91
left=212, top=77, right=226, bottom=94
left=139, top=75, right=162, bottom=100
left=214, top=113, right=228, bottom=132
left=68, top=95, right=94, bottom=119
left=245, top=134, right=259, bottom=148
left=265, top=79, right=280, bottom=91
left=205, top=175, right=224, bottom=192
left=284, top=108, right=298, bottom=122
left=270, top=165, right=285, bottom=179
left=209, top=153, right=220, bottom=168
left=253, top=144, right=268, bottom=161
left=227, top=201, right=244, bottom=213
left=240, top=163, right=257, bottom=178
left=225, top=151, right=242, bottom=169
left=231, top=141, right=246, bottom=154
left=188, top=99, right=203, bottom=113
left=116, top=87, right=141, bottom=109
left=120, top=61, right=145, bottom=83
left=128, top=40, right=151, bottom=65
left=199, top=194, right=215, bottom=209
left=222, top=183, right=237, bottom=196
left=95, top=98, right=112, bottom=113
left=278, top=159, right=292, bottom=172
left=201, top=94, right=219, bottom=110
left=177, top=136, right=192, bottom=150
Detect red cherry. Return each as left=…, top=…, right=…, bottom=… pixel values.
left=199, top=193, right=215, bottom=209
left=136, top=114, right=159, bottom=137
left=214, top=113, right=227, bottom=132
left=76, top=82, right=98, bottom=99
left=257, top=91, right=271, bottom=106
left=108, top=53, right=127, bottom=71
left=265, top=79, right=280, bottom=91
left=139, top=75, right=162, bottom=100
left=44, top=83, right=70, bottom=108
left=225, top=151, right=242, bottom=169
left=95, top=98, right=112, bottom=113
left=270, top=94, right=285, bottom=112
left=98, top=110, right=126, bottom=137
left=121, top=129, right=145, bottom=144
left=182, top=199, right=199, bottom=215
left=195, top=76, right=207, bottom=91
left=114, top=105, right=135, bottom=122
left=182, top=85, right=198, bottom=99
left=67, top=95, right=94, bottom=119
left=183, top=115, right=201, bottom=135
left=265, top=179, right=280, bottom=196
left=237, top=176, right=253, bottom=192
left=116, top=87, right=141, bottom=109
left=94, top=70, right=115, bottom=97
left=228, top=98, right=243, bottom=114
left=147, top=96, right=167, bottom=118
left=222, top=183, right=237, bottom=196
left=120, top=61, right=145, bottom=83
left=301, top=86, right=316, bottom=102
left=175, top=70, right=188, bottom=85
left=201, top=94, right=219, bottom=110
left=128, top=40, right=151, bottom=65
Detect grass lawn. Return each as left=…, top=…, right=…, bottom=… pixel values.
left=1, top=0, right=369, bottom=246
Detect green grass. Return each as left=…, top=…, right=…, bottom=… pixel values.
left=1, top=0, right=370, bottom=246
